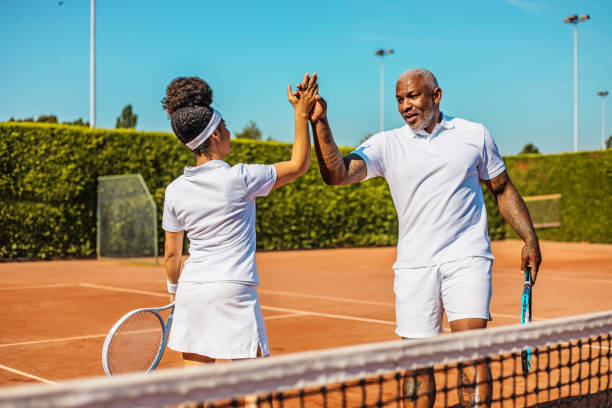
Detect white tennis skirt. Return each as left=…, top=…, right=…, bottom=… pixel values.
left=168, top=282, right=270, bottom=359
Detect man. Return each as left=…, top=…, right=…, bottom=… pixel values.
left=306, top=69, right=542, bottom=407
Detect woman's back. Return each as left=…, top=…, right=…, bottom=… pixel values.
left=163, top=160, right=276, bottom=285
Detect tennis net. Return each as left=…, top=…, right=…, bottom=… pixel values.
left=0, top=310, right=610, bottom=408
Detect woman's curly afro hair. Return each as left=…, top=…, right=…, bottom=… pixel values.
left=162, top=76, right=213, bottom=115
left=162, top=76, right=215, bottom=155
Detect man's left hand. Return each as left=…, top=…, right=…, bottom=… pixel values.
left=521, top=240, right=542, bottom=284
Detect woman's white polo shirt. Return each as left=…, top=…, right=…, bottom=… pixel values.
left=162, top=160, right=277, bottom=285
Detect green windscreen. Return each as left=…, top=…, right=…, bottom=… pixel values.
left=524, top=193, right=562, bottom=229
left=97, top=174, right=158, bottom=262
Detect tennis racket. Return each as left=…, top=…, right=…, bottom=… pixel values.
left=102, top=302, right=174, bottom=376
left=520, top=266, right=532, bottom=375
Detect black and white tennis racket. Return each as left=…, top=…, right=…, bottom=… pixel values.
left=520, top=266, right=532, bottom=375
left=102, top=303, right=174, bottom=376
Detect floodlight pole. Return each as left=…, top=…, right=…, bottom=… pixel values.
left=564, top=14, right=589, bottom=152
left=597, top=91, right=608, bottom=150
left=573, top=23, right=577, bottom=151
left=90, top=0, right=95, bottom=128
left=375, top=49, right=394, bottom=133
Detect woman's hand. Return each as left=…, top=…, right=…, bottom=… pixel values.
left=287, top=72, right=318, bottom=117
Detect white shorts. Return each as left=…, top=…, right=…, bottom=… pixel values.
left=168, top=282, right=270, bottom=359
left=394, top=256, right=492, bottom=338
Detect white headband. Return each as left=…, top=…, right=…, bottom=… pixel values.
left=185, top=109, right=222, bottom=150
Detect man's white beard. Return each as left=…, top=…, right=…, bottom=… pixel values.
left=411, top=109, right=436, bottom=132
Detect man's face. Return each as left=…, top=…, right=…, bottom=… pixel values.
left=395, top=74, right=441, bottom=132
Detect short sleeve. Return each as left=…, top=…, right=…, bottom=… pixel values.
left=162, top=184, right=184, bottom=232
left=478, top=127, right=506, bottom=180
left=350, top=134, right=385, bottom=180
left=238, top=163, right=278, bottom=198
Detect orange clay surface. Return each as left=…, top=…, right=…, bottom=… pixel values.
left=0, top=240, right=610, bottom=388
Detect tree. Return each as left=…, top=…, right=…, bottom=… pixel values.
left=6, top=115, right=88, bottom=126
left=606, top=136, right=612, bottom=149
left=36, top=115, right=58, bottom=124
left=7, top=115, right=54, bottom=123
left=115, top=104, right=138, bottom=129
left=359, top=133, right=374, bottom=145
left=519, top=143, right=540, bottom=154
left=235, top=120, right=262, bottom=140
left=62, top=118, right=89, bottom=127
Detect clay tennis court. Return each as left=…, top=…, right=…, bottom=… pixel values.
left=0, top=239, right=610, bottom=391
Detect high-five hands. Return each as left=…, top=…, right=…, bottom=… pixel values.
left=290, top=74, right=327, bottom=122
left=287, top=73, right=319, bottom=117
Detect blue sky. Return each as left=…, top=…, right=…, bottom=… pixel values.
left=1, top=0, right=610, bottom=154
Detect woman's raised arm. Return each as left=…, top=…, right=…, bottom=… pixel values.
left=272, top=72, right=318, bottom=189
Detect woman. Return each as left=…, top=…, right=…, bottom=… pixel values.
left=162, top=73, right=318, bottom=366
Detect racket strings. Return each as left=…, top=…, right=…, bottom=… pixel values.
left=107, top=311, right=164, bottom=374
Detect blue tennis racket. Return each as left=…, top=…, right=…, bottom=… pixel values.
left=520, top=266, right=532, bottom=375
left=102, top=303, right=174, bottom=376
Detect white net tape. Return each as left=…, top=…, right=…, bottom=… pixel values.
left=0, top=310, right=610, bottom=408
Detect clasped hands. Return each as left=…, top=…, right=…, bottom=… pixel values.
left=287, top=73, right=327, bottom=122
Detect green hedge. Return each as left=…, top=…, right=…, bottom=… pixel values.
left=503, top=151, right=612, bottom=243
left=0, top=124, right=98, bottom=258
left=2, top=122, right=606, bottom=260
left=1, top=123, right=402, bottom=259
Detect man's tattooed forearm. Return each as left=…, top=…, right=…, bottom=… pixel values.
left=500, top=191, right=536, bottom=242
left=312, top=119, right=348, bottom=183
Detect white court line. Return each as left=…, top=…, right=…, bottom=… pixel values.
left=80, top=283, right=399, bottom=327
left=264, top=312, right=309, bottom=320
left=260, top=289, right=542, bottom=322
left=544, top=276, right=612, bottom=285
left=0, top=334, right=108, bottom=348
left=261, top=305, right=397, bottom=326
left=493, top=312, right=544, bottom=321
left=82, top=283, right=537, bottom=326
left=494, top=273, right=612, bottom=284
left=259, top=289, right=395, bottom=307
left=0, top=283, right=77, bottom=291
left=0, top=328, right=161, bottom=349
left=0, top=364, right=59, bottom=386
left=79, top=283, right=167, bottom=297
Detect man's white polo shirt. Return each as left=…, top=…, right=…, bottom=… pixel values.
left=352, top=114, right=505, bottom=268
left=162, top=160, right=277, bottom=285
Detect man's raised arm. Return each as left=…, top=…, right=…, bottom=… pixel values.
left=309, top=98, right=367, bottom=186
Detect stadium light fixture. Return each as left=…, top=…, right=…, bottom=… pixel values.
left=374, top=49, right=394, bottom=132
left=564, top=13, right=590, bottom=151
left=597, top=91, right=608, bottom=150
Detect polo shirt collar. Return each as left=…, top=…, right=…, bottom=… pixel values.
left=184, top=160, right=230, bottom=177
left=410, top=112, right=454, bottom=138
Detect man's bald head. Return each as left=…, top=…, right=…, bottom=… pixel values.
left=397, top=69, right=439, bottom=91
left=395, top=69, right=442, bottom=133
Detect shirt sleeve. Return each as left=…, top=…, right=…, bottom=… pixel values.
left=350, top=134, right=385, bottom=180
left=162, top=184, right=184, bottom=232
left=478, top=126, right=506, bottom=180
left=238, top=163, right=278, bottom=198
